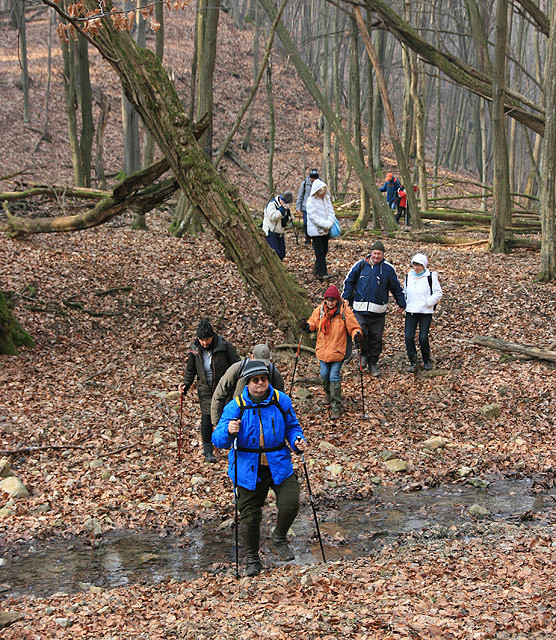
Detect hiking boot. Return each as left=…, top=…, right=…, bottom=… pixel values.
left=321, top=274, right=333, bottom=281
left=360, top=355, right=369, bottom=369
left=407, top=359, right=417, bottom=373
left=242, top=524, right=262, bottom=576
left=203, top=443, right=216, bottom=463
left=368, top=362, right=381, bottom=377
left=330, top=381, right=343, bottom=420
left=423, top=361, right=433, bottom=370
left=322, top=379, right=331, bottom=406
left=245, top=560, right=261, bottom=577
left=271, top=531, right=295, bottom=561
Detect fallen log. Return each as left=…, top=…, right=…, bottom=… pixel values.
left=472, top=335, right=556, bottom=362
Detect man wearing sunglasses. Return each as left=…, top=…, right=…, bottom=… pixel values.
left=212, top=360, right=307, bottom=577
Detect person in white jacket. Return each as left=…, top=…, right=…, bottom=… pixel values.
left=306, top=179, right=335, bottom=280
left=403, top=253, right=443, bottom=372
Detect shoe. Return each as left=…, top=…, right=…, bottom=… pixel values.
left=423, top=361, right=433, bottom=370
left=330, top=406, right=343, bottom=420
left=271, top=531, right=295, bottom=561
left=360, top=355, right=368, bottom=369
left=203, top=443, right=216, bottom=463
left=321, top=274, right=333, bottom=280
left=407, top=361, right=417, bottom=373
left=330, top=381, right=343, bottom=420
left=304, top=238, right=311, bottom=246
left=368, top=362, right=381, bottom=377
left=245, top=560, right=261, bottom=577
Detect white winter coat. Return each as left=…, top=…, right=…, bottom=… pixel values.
left=306, top=179, right=335, bottom=237
left=262, top=197, right=287, bottom=235
left=403, top=269, right=443, bottom=314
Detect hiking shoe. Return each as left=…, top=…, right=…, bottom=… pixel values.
left=330, top=406, right=343, bottom=420
left=322, top=393, right=331, bottom=406
left=271, top=533, right=295, bottom=561
left=368, top=362, right=381, bottom=377
left=360, top=355, right=368, bottom=369
left=407, top=361, right=417, bottom=373
left=423, top=361, right=433, bottom=371
left=245, top=561, right=261, bottom=577
left=203, top=444, right=216, bottom=463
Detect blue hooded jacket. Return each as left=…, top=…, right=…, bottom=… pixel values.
left=342, top=256, right=406, bottom=315
left=379, top=177, right=401, bottom=205
left=212, top=384, right=304, bottom=490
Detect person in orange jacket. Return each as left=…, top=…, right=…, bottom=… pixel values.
left=299, top=285, right=362, bottom=419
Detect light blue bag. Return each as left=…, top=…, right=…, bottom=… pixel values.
left=329, top=217, right=341, bottom=238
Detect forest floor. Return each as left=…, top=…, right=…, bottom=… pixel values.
left=1, top=4, right=556, bottom=640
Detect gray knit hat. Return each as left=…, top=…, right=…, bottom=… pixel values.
left=242, top=360, right=270, bottom=381
left=280, top=191, right=293, bottom=204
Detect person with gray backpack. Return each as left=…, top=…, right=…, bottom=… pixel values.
left=403, top=253, right=443, bottom=372
left=295, top=169, right=319, bottom=245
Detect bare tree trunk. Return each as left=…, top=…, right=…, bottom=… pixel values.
left=410, top=53, right=428, bottom=211
left=488, top=0, right=512, bottom=253
left=266, top=58, right=275, bottom=195
left=14, top=0, right=30, bottom=122
left=0, top=292, right=34, bottom=356
left=239, top=1, right=260, bottom=152
left=77, top=34, right=93, bottom=187
left=537, top=0, right=556, bottom=281
left=94, top=88, right=110, bottom=189
left=143, top=0, right=164, bottom=168
left=371, top=27, right=385, bottom=171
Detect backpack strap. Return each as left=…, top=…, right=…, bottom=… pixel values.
left=234, top=389, right=288, bottom=453
left=427, top=273, right=433, bottom=296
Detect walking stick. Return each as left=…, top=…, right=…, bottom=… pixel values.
left=177, top=390, right=184, bottom=460
left=289, top=333, right=303, bottom=396
left=233, top=436, right=240, bottom=579
left=298, top=448, right=326, bottom=563
left=358, top=349, right=366, bottom=419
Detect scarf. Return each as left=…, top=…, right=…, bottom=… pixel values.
left=321, top=303, right=338, bottom=335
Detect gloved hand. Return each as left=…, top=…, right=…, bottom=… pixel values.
left=354, top=332, right=362, bottom=344
left=281, top=210, right=291, bottom=227
left=298, top=318, right=311, bottom=333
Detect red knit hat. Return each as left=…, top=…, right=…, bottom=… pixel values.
left=324, top=285, right=341, bottom=300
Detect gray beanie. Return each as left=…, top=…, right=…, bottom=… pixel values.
left=280, top=191, right=293, bottom=204
left=242, top=360, right=270, bottom=381
left=370, top=240, right=385, bottom=253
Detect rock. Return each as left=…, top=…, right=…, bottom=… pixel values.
left=201, top=500, right=215, bottom=508
left=469, top=504, right=490, bottom=519
left=89, top=459, right=103, bottom=469
left=513, top=437, right=526, bottom=446
left=300, top=573, right=313, bottom=586
left=325, top=464, right=343, bottom=477
left=0, top=612, right=25, bottom=629
left=297, top=388, right=313, bottom=400
left=153, top=494, right=167, bottom=503
left=137, top=502, right=154, bottom=511
left=55, top=618, right=72, bottom=629
left=90, top=585, right=103, bottom=594
left=139, top=473, right=151, bottom=481
left=153, top=429, right=163, bottom=445
left=0, top=558, right=5, bottom=567
left=29, top=504, right=51, bottom=514
left=217, top=518, right=234, bottom=531
left=0, top=476, right=30, bottom=498
left=384, top=459, right=408, bottom=473
left=423, top=436, right=448, bottom=451
left=0, top=458, right=15, bottom=479
left=165, top=390, right=181, bottom=401
left=481, top=403, right=501, bottom=419
left=370, top=476, right=382, bottom=485
left=0, top=508, right=14, bottom=518
left=468, top=477, right=490, bottom=489
left=458, top=466, right=473, bottom=478
left=318, top=441, right=336, bottom=451
left=84, top=517, right=102, bottom=537
left=379, top=451, right=396, bottom=461
left=190, top=475, right=206, bottom=486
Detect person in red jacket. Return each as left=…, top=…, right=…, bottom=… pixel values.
left=396, top=185, right=417, bottom=226
left=298, top=285, right=361, bottom=420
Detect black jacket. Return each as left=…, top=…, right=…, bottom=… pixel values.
left=182, top=335, right=240, bottom=415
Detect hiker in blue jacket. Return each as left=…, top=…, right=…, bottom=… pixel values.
left=379, top=172, right=401, bottom=210
left=212, top=360, right=307, bottom=577
left=342, top=240, right=406, bottom=377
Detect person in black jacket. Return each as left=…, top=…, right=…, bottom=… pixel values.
left=178, top=319, right=240, bottom=462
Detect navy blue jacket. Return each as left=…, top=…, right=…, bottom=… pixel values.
left=212, top=384, right=304, bottom=491
left=379, top=178, right=401, bottom=205
left=342, top=257, right=406, bottom=315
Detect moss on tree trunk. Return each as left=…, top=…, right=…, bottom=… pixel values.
left=0, top=292, right=34, bottom=355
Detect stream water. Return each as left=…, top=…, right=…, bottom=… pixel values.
left=1, top=475, right=553, bottom=598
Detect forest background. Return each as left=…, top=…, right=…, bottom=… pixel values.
left=1, top=0, right=555, bottom=638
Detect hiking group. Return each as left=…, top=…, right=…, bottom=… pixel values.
left=178, top=171, right=442, bottom=577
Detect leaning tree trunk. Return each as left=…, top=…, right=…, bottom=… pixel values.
left=0, top=292, right=34, bottom=355
left=47, top=0, right=312, bottom=339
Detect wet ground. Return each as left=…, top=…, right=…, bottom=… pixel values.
left=1, top=475, right=554, bottom=598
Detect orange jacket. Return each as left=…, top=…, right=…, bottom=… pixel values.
left=308, top=300, right=362, bottom=362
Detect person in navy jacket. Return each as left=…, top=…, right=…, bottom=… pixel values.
left=342, top=240, right=406, bottom=377
left=212, top=360, right=307, bottom=576
left=379, top=172, right=401, bottom=210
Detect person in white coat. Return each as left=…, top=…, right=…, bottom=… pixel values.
left=306, top=179, right=335, bottom=280
left=403, top=253, right=443, bottom=372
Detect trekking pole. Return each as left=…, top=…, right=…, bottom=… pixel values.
left=177, top=390, right=185, bottom=460
left=296, top=443, right=326, bottom=563
left=289, top=333, right=303, bottom=396
left=233, top=436, right=240, bottom=579
left=359, top=349, right=366, bottom=419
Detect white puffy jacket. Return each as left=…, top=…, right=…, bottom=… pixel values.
left=403, top=269, right=443, bottom=314
left=306, top=179, right=335, bottom=237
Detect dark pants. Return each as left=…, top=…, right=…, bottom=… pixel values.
left=396, top=205, right=410, bottom=225
left=237, top=466, right=300, bottom=535
left=200, top=413, right=213, bottom=445
left=302, top=210, right=310, bottom=242
left=265, top=232, right=286, bottom=260
left=353, top=311, right=386, bottom=363
left=312, top=234, right=329, bottom=276
left=405, top=312, right=433, bottom=364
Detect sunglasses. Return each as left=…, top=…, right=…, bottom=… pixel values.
left=249, top=376, right=269, bottom=384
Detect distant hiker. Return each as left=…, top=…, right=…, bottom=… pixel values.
left=262, top=191, right=294, bottom=261
left=298, top=285, right=362, bottom=420
left=306, top=179, right=335, bottom=281
left=179, top=319, right=240, bottom=463
left=379, top=173, right=401, bottom=211
left=296, top=168, right=320, bottom=245
left=210, top=343, right=285, bottom=426
left=212, top=360, right=307, bottom=576
left=403, top=253, right=443, bottom=372
left=396, top=185, right=417, bottom=226
left=342, top=240, right=406, bottom=377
